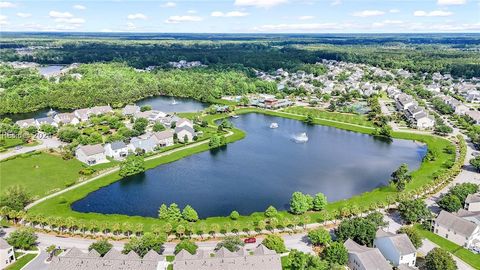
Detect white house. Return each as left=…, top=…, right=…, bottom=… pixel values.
left=152, top=130, right=174, bottom=147
left=465, top=194, right=480, bottom=212
left=344, top=239, right=392, bottom=270
left=104, top=141, right=130, bottom=160
left=414, top=113, right=435, bottom=130
left=73, top=108, right=91, bottom=122
left=395, top=94, right=417, bottom=111
left=134, top=110, right=167, bottom=122
left=433, top=210, right=480, bottom=249
left=175, top=126, right=195, bottom=143
left=466, top=90, right=480, bottom=103
left=374, top=229, right=416, bottom=267
left=35, top=116, right=58, bottom=127
left=75, top=144, right=108, bottom=165
left=176, top=118, right=194, bottom=129
left=54, top=113, right=80, bottom=125
left=90, top=105, right=113, bottom=115
left=0, top=238, right=15, bottom=269
left=466, top=111, right=480, bottom=125
left=129, top=135, right=158, bottom=153
left=15, top=118, right=36, bottom=128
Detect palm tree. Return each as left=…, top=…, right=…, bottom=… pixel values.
left=231, top=221, right=240, bottom=235
left=0, top=206, right=11, bottom=220
left=78, top=220, right=88, bottom=236
left=89, top=221, right=99, bottom=236
left=268, top=218, right=278, bottom=232
left=210, top=223, right=220, bottom=237
left=111, top=223, right=121, bottom=236
left=221, top=222, right=231, bottom=236
left=122, top=222, right=133, bottom=237
left=197, top=222, right=207, bottom=238
left=302, top=216, right=310, bottom=229
left=134, top=224, right=143, bottom=237
left=65, top=217, right=75, bottom=234
left=291, top=216, right=300, bottom=232
left=162, top=223, right=173, bottom=237
left=256, top=220, right=266, bottom=233
left=350, top=205, right=360, bottom=217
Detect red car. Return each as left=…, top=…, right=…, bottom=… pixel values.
left=244, top=237, right=256, bottom=244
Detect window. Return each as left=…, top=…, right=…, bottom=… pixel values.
left=446, top=234, right=449, bottom=238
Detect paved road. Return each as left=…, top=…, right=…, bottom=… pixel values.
left=23, top=251, right=48, bottom=270
left=0, top=137, right=64, bottom=160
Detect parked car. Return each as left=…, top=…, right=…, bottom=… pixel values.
left=244, top=237, right=256, bottom=244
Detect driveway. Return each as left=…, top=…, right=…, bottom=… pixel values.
left=418, top=239, right=475, bottom=270
left=23, top=251, right=49, bottom=270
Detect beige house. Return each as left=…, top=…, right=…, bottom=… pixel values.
left=0, top=238, right=15, bottom=269
left=344, top=239, right=392, bottom=270
left=433, top=210, right=480, bottom=249
left=75, top=144, right=108, bottom=165
left=465, top=194, right=480, bottom=212
left=152, top=130, right=175, bottom=147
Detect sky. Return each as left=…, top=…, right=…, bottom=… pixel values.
left=0, top=0, right=479, bottom=33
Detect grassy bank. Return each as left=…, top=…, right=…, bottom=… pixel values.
left=415, top=225, right=480, bottom=269
left=5, top=254, right=37, bottom=270
left=26, top=109, right=455, bottom=236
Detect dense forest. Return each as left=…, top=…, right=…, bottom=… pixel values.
left=1, top=35, right=480, bottom=77
left=0, top=63, right=277, bottom=114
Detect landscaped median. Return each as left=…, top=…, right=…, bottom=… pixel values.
left=23, top=108, right=458, bottom=239
left=414, top=225, right=480, bottom=269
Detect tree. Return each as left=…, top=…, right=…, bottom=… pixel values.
left=215, top=236, right=244, bottom=252
left=174, top=239, right=198, bottom=255
left=89, top=239, right=112, bottom=256
left=265, top=206, right=278, bottom=218
left=304, top=113, right=315, bottom=125
left=133, top=118, right=148, bottom=134
left=390, top=164, right=412, bottom=191
left=313, top=193, right=327, bottom=211
left=438, top=194, right=462, bottom=213
left=123, top=232, right=166, bottom=257
left=323, top=242, right=348, bottom=265
left=57, top=127, right=81, bottom=143
left=152, top=123, right=166, bottom=132
left=182, top=205, right=199, bottom=222
left=183, top=134, right=189, bottom=143
left=229, top=210, right=240, bottom=220
left=40, top=124, right=57, bottom=136
left=119, top=155, right=145, bottom=177
left=334, top=216, right=378, bottom=246
left=449, top=183, right=479, bottom=203
left=425, top=248, right=457, bottom=270
left=6, top=228, right=37, bottom=250
left=470, top=156, right=480, bottom=172
left=397, top=226, right=423, bottom=249
left=284, top=249, right=329, bottom=270
left=307, top=228, right=331, bottom=246
left=262, top=234, right=286, bottom=253
left=435, top=124, right=453, bottom=136
left=166, top=203, right=182, bottom=222
left=140, top=105, right=152, bottom=112
left=0, top=185, right=31, bottom=211
left=158, top=204, right=168, bottom=219
left=398, top=199, right=431, bottom=224
left=290, top=192, right=311, bottom=215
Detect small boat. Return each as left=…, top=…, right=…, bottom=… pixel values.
left=171, top=98, right=178, bottom=105
left=270, top=122, right=279, bottom=129
left=294, top=132, right=308, bottom=143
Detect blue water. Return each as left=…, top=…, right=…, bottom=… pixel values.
left=72, top=113, right=426, bottom=218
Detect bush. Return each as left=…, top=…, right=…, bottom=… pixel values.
left=215, top=236, right=244, bottom=252
left=262, top=234, right=286, bottom=253
left=229, top=210, right=240, bottom=220
left=398, top=199, right=431, bottom=224
left=0, top=185, right=32, bottom=211
left=119, top=155, right=145, bottom=177
left=174, top=240, right=198, bottom=255
left=284, top=249, right=328, bottom=270
left=438, top=194, right=462, bottom=213
left=89, top=239, right=113, bottom=256
left=323, top=242, right=348, bottom=265
left=264, top=206, right=278, bottom=218
left=307, top=228, right=331, bottom=246
left=7, top=228, right=38, bottom=250
left=123, top=233, right=166, bottom=257
left=425, top=248, right=457, bottom=270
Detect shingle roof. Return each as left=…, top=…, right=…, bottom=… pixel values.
left=466, top=194, right=480, bottom=204
left=175, top=125, right=195, bottom=134
left=375, top=229, right=416, bottom=255
left=344, top=239, right=392, bottom=270
left=435, top=210, right=479, bottom=237
left=77, top=144, right=105, bottom=156
left=0, top=238, right=12, bottom=249
left=110, top=141, right=127, bottom=150
left=152, top=130, right=174, bottom=140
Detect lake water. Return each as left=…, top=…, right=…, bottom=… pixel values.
left=72, top=113, right=426, bottom=218
left=38, top=65, right=64, bottom=76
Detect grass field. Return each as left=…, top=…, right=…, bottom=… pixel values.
left=26, top=109, right=456, bottom=235
left=5, top=253, right=37, bottom=270
left=0, top=152, right=86, bottom=198
left=283, top=106, right=375, bottom=127
left=415, top=225, right=480, bottom=269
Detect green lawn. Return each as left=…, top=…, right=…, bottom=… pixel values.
left=5, top=253, right=37, bottom=270
left=283, top=106, right=375, bottom=127
left=26, top=109, right=456, bottom=236
left=415, top=225, right=480, bottom=269
left=0, top=152, right=87, bottom=198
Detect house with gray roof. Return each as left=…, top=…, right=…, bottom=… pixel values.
left=130, top=135, right=158, bottom=153
left=35, top=116, right=58, bottom=127
left=89, top=105, right=113, bottom=115
left=48, top=247, right=167, bottom=270
left=73, top=108, right=91, bottom=122
left=374, top=229, right=416, bottom=267
left=122, top=105, right=140, bottom=116
left=175, top=126, right=195, bottom=143
left=173, top=245, right=281, bottom=270
left=433, top=210, right=480, bottom=249
left=152, top=130, right=174, bottom=147
left=54, top=112, right=80, bottom=125
left=15, top=118, right=36, bottom=128
left=75, top=144, right=108, bottom=165
left=465, top=193, right=480, bottom=212
left=344, top=238, right=392, bottom=270
left=0, top=238, right=15, bottom=269
left=104, top=141, right=130, bottom=160
left=134, top=110, right=167, bottom=122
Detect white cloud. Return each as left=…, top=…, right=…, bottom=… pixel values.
left=437, top=0, right=466, bottom=5
left=0, top=15, right=8, bottom=25
left=389, top=9, right=400, bottom=13
left=298, top=15, right=315, bottom=20
left=165, top=15, right=203, bottom=23
left=253, top=23, right=347, bottom=31
left=0, top=2, right=16, bottom=8
left=187, top=10, right=197, bottom=14
left=54, top=18, right=85, bottom=24
left=126, top=22, right=136, bottom=30
left=127, top=13, right=147, bottom=20
left=352, top=10, right=385, bottom=17
left=330, top=0, right=341, bottom=6
left=16, top=12, right=32, bottom=18
left=211, top=11, right=249, bottom=17
left=49, top=11, right=73, bottom=18
left=234, top=0, right=288, bottom=8
left=73, top=5, right=86, bottom=10
left=414, top=10, right=452, bottom=17
left=371, top=20, right=404, bottom=28
left=161, top=2, right=176, bottom=8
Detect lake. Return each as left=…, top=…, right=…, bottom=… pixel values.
left=72, top=113, right=426, bottom=218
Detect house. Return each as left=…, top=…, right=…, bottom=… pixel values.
left=35, top=116, right=58, bottom=127
left=48, top=247, right=167, bottom=270
left=374, top=229, right=416, bottom=267
left=465, top=194, right=480, bottom=212
left=433, top=210, right=480, bottom=249
left=466, top=90, right=480, bottom=103
left=15, top=118, right=36, bottom=128
left=75, top=144, right=108, bottom=165
left=414, top=113, right=435, bottom=130
left=89, top=105, right=113, bottom=115
left=176, top=118, right=194, bottom=129
left=130, top=135, right=158, bottom=153
left=466, top=110, right=480, bottom=124
left=104, top=141, right=129, bottom=160
left=395, top=94, right=417, bottom=111
left=152, top=130, right=174, bottom=147
left=122, top=104, right=140, bottom=116
left=73, top=108, right=91, bottom=122
left=157, top=115, right=181, bottom=127
left=173, top=245, right=281, bottom=270
left=175, top=126, right=195, bottom=143
left=0, top=238, right=15, bottom=269
left=54, top=113, right=80, bottom=125
left=344, top=239, right=392, bottom=270
left=264, top=97, right=278, bottom=107
left=134, top=110, right=167, bottom=122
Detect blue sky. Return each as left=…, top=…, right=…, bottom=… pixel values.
left=0, top=0, right=479, bottom=33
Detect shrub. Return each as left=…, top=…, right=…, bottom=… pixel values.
left=307, top=228, right=331, bottom=246
left=7, top=228, right=38, bottom=250
left=262, top=234, right=286, bottom=253
left=89, top=239, right=113, bottom=256
left=229, top=211, right=240, bottom=220
left=174, top=240, right=198, bottom=255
